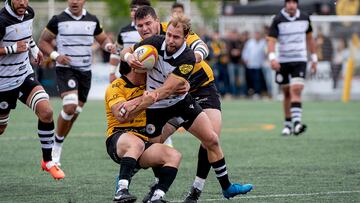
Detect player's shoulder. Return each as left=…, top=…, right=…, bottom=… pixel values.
left=25, top=6, right=35, bottom=18
left=298, top=10, right=310, bottom=20
left=120, top=23, right=136, bottom=33
left=273, top=12, right=285, bottom=23
left=109, top=77, right=127, bottom=90
left=82, top=10, right=99, bottom=22
left=175, top=47, right=196, bottom=65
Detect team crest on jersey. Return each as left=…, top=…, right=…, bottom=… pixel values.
left=68, top=79, right=76, bottom=88
left=0, top=101, right=9, bottom=109
left=276, top=74, right=283, bottom=83
left=179, top=64, right=193, bottom=75
left=146, top=124, right=156, bottom=135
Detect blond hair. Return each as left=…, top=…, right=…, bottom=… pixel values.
left=168, top=15, right=191, bottom=36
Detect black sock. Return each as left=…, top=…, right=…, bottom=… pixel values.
left=38, top=120, right=54, bottom=162
left=152, top=167, right=161, bottom=179
left=196, top=145, right=211, bottom=179
left=119, top=157, right=137, bottom=181
left=211, top=158, right=231, bottom=190
left=284, top=117, right=292, bottom=129
left=155, top=166, right=178, bottom=193
left=291, top=102, right=302, bottom=126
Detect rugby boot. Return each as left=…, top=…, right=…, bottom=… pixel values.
left=183, top=186, right=202, bottom=203
left=222, top=183, right=253, bottom=199
left=113, top=188, right=137, bottom=203
left=41, top=160, right=65, bottom=180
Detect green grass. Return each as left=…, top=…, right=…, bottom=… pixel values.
left=0, top=99, right=360, bottom=202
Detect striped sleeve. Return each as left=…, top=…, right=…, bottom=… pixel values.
left=188, top=33, right=209, bottom=60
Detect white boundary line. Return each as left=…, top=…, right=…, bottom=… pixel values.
left=172, top=190, right=360, bottom=202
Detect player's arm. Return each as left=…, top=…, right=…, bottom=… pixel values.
left=109, top=33, right=123, bottom=82
left=95, top=32, right=116, bottom=54
left=306, top=16, right=317, bottom=74
left=267, top=17, right=281, bottom=71
left=188, top=33, right=209, bottom=63
left=306, top=32, right=317, bottom=73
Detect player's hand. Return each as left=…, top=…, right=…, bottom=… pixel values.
left=56, top=55, right=71, bottom=65
left=118, top=102, right=138, bottom=119
left=310, top=62, right=317, bottom=75
left=33, top=50, right=44, bottom=65
left=15, top=40, right=29, bottom=53
left=143, top=91, right=159, bottom=106
left=105, top=43, right=117, bottom=54
left=126, top=53, right=144, bottom=70
left=175, top=81, right=190, bottom=95
left=109, top=73, right=117, bottom=83
left=195, top=53, right=203, bottom=63
left=270, top=59, right=281, bottom=71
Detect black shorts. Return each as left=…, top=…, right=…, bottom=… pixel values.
left=145, top=94, right=203, bottom=138
left=0, top=73, right=41, bottom=114
left=105, top=130, right=153, bottom=165
left=276, top=62, right=307, bottom=85
left=56, top=67, right=91, bottom=103
left=190, top=82, right=221, bottom=111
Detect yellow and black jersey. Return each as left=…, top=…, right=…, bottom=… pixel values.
left=160, top=22, right=214, bottom=92
left=104, top=76, right=146, bottom=138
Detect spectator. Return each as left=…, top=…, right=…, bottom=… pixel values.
left=242, top=31, right=267, bottom=98
left=332, top=38, right=349, bottom=89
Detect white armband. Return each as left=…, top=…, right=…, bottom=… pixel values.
left=50, top=51, right=60, bottom=60
left=311, top=53, right=318, bottom=63
left=268, top=52, right=277, bottom=61
left=4, top=43, right=18, bottom=55
left=29, top=39, right=39, bottom=58
left=104, top=43, right=113, bottom=52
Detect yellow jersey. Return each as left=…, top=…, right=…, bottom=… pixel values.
left=160, top=22, right=214, bottom=92
left=104, top=76, right=147, bottom=139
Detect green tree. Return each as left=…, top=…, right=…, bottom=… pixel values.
left=194, top=0, right=218, bottom=30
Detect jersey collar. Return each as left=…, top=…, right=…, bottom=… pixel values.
left=161, top=41, right=187, bottom=60
left=65, top=8, right=87, bottom=20
left=281, top=8, right=300, bottom=21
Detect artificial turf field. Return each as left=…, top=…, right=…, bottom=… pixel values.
left=0, top=99, right=359, bottom=203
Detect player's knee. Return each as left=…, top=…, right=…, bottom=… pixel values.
left=62, top=93, right=78, bottom=115
left=37, top=107, right=53, bottom=123
left=202, top=132, right=220, bottom=150
left=133, top=141, right=146, bottom=155
left=164, top=147, right=182, bottom=166
left=63, top=104, right=77, bottom=115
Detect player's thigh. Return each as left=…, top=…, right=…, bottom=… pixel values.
left=138, top=143, right=181, bottom=168
left=56, top=67, right=79, bottom=98
left=188, top=112, right=218, bottom=145
left=18, top=74, right=52, bottom=116
left=75, top=70, right=91, bottom=103
left=116, top=132, right=146, bottom=158
left=203, top=108, right=222, bottom=136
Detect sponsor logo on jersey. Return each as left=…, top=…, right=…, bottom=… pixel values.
left=179, top=64, right=193, bottom=75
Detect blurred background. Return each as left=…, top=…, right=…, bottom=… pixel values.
left=19, top=0, right=360, bottom=101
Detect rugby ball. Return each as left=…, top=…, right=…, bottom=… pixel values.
left=134, top=45, right=158, bottom=71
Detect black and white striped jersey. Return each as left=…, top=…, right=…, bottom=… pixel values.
left=269, top=9, right=312, bottom=63
left=46, top=8, right=103, bottom=71
left=0, top=6, right=35, bottom=92
left=134, top=35, right=196, bottom=109
left=117, top=22, right=141, bottom=49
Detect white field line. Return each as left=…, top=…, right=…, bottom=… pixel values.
left=172, top=190, right=360, bottom=202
